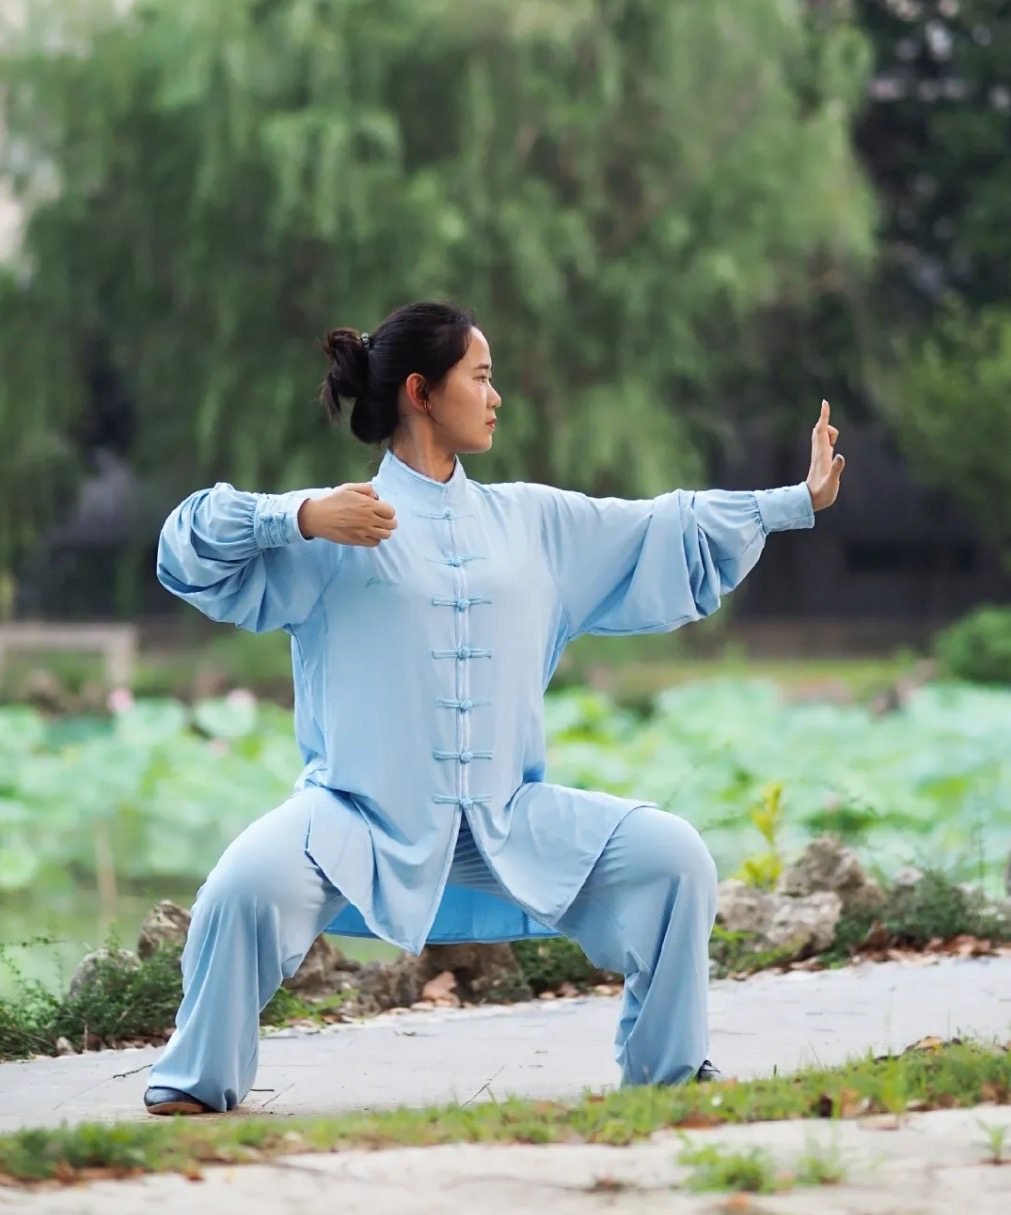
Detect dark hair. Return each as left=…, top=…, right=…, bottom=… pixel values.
left=319, top=301, right=476, bottom=444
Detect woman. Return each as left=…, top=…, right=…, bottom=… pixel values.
left=145, top=300, right=844, bottom=1114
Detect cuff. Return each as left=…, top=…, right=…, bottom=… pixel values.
left=252, top=491, right=316, bottom=549
left=755, top=483, right=815, bottom=534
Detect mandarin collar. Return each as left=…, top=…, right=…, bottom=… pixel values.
left=373, top=448, right=470, bottom=509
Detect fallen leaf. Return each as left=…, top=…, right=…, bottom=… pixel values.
left=674, top=1112, right=721, bottom=1129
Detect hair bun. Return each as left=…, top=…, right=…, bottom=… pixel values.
left=319, top=327, right=369, bottom=420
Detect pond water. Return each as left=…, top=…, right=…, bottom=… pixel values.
left=0, top=885, right=399, bottom=999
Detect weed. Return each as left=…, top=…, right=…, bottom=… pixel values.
left=975, top=1118, right=1009, bottom=1165
left=734, top=782, right=785, bottom=890
left=795, top=1135, right=846, bottom=1185
left=678, top=1142, right=781, bottom=1194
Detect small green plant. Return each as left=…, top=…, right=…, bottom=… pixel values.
left=935, top=605, right=1011, bottom=684
left=512, top=936, right=616, bottom=994
left=734, top=781, right=785, bottom=889
left=824, top=868, right=1010, bottom=965
left=795, top=1136, right=846, bottom=1185
left=975, top=1118, right=1008, bottom=1165
left=678, top=1141, right=782, bottom=1194
left=708, top=924, right=796, bottom=978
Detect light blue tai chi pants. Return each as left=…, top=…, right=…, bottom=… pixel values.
left=149, top=798, right=717, bottom=1110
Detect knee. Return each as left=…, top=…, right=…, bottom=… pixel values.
left=654, top=815, right=718, bottom=895
left=197, top=847, right=293, bottom=919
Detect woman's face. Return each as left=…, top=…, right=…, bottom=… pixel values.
left=428, top=327, right=502, bottom=454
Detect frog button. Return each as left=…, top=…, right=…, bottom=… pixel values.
left=458, top=699, right=474, bottom=712
left=459, top=751, right=474, bottom=764
left=460, top=797, right=474, bottom=810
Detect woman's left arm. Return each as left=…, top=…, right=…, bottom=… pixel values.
left=534, top=401, right=844, bottom=641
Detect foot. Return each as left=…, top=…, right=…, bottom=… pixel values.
left=144, top=1086, right=213, bottom=1116
left=695, top=1059, right=724, bottom=1083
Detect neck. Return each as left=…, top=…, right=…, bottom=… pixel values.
left=389, top=429, right=457, bottom=484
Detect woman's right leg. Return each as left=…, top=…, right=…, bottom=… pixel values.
left=147, top=790, right=348, bottom=1112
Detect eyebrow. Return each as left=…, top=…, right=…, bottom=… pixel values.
left=473, top=362, right=492, bottom=372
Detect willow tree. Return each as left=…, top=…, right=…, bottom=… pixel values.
left=0, top=0, right=874, bottom=578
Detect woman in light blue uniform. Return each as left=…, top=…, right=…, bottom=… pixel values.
left=145, top=301, right=845, bottom=1114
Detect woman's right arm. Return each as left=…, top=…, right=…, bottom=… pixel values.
left=156, top=482, right=340, bottom=633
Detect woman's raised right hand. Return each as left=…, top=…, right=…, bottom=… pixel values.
left=297, top=484, right=397, bottom=547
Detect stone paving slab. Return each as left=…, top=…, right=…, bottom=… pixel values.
left=3, top=1106, right=1011, bottom=1214
left=0, top=955, right=1008, bottom=1134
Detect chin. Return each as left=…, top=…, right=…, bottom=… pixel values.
left=460, top=434, right=494, bottom=455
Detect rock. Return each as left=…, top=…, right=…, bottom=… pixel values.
left=137, top=900, right=191, bottom=959
left=21, top=668, right=71, bottom=714
left=352, top=956, right=425, bottom=1014
left=55, top=1036, right=77, bottom=1056
left=716, top=879, right=777, bottom=936
left=417, top=943, right=533, bottom=1004
left=765, top=891, right=843, bottom=957
left=894, top=866, right=925, bottom=891
left=777, top=835, right=885, bottom=914
left=67, top=949, right=141, bottom=1001
left=420, top=970, right=458, bottom=1003
left=1004, top=852, right=1011, bottom=897
left=284, top=935, right=358, bottom=996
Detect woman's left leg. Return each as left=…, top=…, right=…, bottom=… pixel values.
left=554, top=806, right=718, bottom=1086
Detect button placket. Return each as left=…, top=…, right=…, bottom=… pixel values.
left=431, top=510, right=492, bottom=815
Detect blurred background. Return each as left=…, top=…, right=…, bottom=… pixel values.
left=0, top=0, right=1009, bottom=995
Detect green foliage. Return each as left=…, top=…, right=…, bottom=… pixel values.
left=734, top=781, right=786, bottom=889
left=3, top=676, right=1011, bottom=906
left=512, top=936, right=611, bottom=994
left=880, top=305, right=1011, bottom=562
left=679, top=1142, right=780, bottom=1194
left=935, top=604, right=1011, bottom=684
left=0, top=0, right=874, bottom=570
left=708, top=925, right=796, bottom=980
left=795, top=1136, right=846, bottom=1186
left=0, top=945, right=182, bottom=1060
left=826, top=868, right=1010, bottom=965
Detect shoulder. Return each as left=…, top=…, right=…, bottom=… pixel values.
left=470, top=478, right=569, bottom=513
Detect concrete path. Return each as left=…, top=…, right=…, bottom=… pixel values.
left=1, top=954, right=1009, bottom=1133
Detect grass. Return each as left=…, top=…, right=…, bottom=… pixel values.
left=678, top=1142, right=780, bottom=1193
left=0, top=1041, right=1007, bottom=1185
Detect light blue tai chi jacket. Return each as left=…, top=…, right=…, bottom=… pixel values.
left=157, top=451, right=815, bottom=954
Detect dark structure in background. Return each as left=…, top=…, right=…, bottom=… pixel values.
left=717, top=422, right=1011, bottom=652
left=17, top=418, right=1010, bottom=654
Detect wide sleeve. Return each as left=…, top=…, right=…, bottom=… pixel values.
left=156, top=482, right=339, bottom=633
left=534, top=482, right=815, bottom=640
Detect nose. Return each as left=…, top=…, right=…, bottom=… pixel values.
left=491, top=386, right=502, bottom=408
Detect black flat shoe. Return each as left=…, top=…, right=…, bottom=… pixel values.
left=144, top=1086, right=212, bottom=1116
left=695, top=1059, right=724, bottom=1083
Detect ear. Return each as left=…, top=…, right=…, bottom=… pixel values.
left=404, top=371, right=430, bottom=413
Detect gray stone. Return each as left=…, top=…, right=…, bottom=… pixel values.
left=351, top=956, right=425, bottom=1014
left=283, top=935, right=359, bottom=996
left=765, top=890, right=843, bottom=957
left=715, top=879, right=776, bottom=936
left=777, top=834, right=885, bottom=914
left=1004, top=850, right=1011, bottom=897
left=136, top=900, right=191, bottom=959
left=894, top=865, right=925, bottom=890
left=67, top=948, right=141, bottom=1001
left=418, top=943, right=532, bottom=1004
